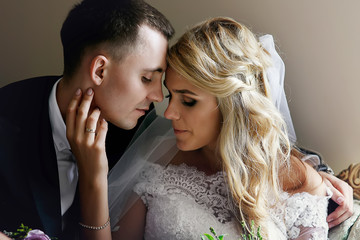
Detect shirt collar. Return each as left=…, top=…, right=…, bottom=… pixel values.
left=49, top=78, right=71, bottom=152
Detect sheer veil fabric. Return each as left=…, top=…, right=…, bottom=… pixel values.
left=108, top=113, right=178, bottom=229
left=107, top=34, right=295, bottom=230
left=259, top=34, right=296, bottom=144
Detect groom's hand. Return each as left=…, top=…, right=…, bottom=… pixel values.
left=320, top=172, right=354, bottom=228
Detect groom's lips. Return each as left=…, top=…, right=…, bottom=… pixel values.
left=135, top=107, right=149, bottom=115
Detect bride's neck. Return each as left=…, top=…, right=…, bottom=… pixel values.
left=198, top=146, right=222, bottom=172
left=172, top=147, right=222, bottom=176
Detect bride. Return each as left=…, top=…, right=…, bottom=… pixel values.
left=67, top=17, right=343, bottom=239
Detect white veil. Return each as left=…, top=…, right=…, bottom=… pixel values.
left=259, top=34, right=297, bottom=144
left=108, top=112, right=178, bottom=229
left=107, top=34, right=296, bottom=230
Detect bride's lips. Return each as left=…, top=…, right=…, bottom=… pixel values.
left=173, top=128, right=188, bottom=135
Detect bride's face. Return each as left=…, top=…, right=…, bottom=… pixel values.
left=164, top=67, right=222, bottom=151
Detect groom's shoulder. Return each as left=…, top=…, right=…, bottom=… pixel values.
left=0, top=76, right=60, bottom=106
left=0, top=76, right=60, bottom=125
left=1, top=76, right=60, bottom=95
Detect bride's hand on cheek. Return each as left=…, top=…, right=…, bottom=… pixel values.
left=66, top=88, right=109, bottom=184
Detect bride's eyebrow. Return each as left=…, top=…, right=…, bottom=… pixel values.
left=163, top=80, right=198, bottom=96
left=163, top=79, right=197, bottom=96
left=173, top=89, right=198, bottom=96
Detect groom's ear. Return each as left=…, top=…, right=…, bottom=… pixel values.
left=90, top=55, right=108, bottom=86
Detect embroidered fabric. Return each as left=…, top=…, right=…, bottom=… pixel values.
left=269, top=189, right=332, bottom=240
left=133, top=163, right=242, bottom=240
left=133, top=163, right=330, bottom=240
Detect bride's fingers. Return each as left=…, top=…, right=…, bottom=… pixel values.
left=75, top=88, right=94, bottom=139
left=66, top=88, right=82, bottom=141
left=85, top=108, right=101, bottom=144
left=95, top=118, right=108, bottom=149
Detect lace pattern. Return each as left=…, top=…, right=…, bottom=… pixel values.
left=270, top=188, right=331, bottom=240
left=134, top=163, right=234, bottom=224
left=132, top=163, right=330, bottom=240
left=133, top=163, right=243, bottom=239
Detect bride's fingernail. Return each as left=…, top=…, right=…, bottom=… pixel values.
left=75, top=88, right=81, bottom=96
left=336, top=197, right=344, bottom=204
left=87, top=88, right=93, bottom=96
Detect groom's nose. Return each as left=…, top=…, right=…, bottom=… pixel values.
left=147, top=83, right=164, bottom=103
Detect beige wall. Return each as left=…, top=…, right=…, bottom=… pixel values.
left=1, top=0, right=359, bottom=173
left=0, top=0, right=76, bottom=84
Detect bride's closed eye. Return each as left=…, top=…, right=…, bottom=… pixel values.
left=166, top=93, right=197, bottom=107
left=182, top=96, right=197, bottom=107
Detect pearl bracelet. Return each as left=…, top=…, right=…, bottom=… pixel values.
left=79, top=217, right=110, bottom=230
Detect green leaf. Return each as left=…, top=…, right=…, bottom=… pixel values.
left=203, top=233, right=215, bottom=240
left=210, top=227, right=217, bottom=236
left=218, top=234, right=227, bottom=240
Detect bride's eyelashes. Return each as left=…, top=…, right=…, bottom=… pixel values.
left=182, top=97, right=197, bottom=107
left=165, top=93, right=197, bottom=107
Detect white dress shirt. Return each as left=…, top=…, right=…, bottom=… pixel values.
left=48, top=79, right=78, bottom=217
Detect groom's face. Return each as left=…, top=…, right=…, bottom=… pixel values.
left=93, top=25, right=167, bottom=129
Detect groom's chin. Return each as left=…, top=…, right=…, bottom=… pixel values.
left=117, top=120, right=138, bottom=130
left=110, top=117, right=139, bottom=131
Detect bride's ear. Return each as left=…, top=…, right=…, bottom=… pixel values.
left=90, top=55, right=108, bottom=86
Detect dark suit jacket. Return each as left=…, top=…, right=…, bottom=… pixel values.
left=0, top=76, right=153, bottom=239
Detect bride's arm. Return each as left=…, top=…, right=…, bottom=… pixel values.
left=66, top=88, right=111, bottom=240
left=280, top=154, right=327, bottom=196
left=279, top=154, right=329, bottom=240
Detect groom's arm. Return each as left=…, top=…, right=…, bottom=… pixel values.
left=298, top=148, right=354, bottom=228
left=319, top=172, right=354, bottom=228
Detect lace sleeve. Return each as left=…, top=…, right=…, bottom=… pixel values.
left=293, top=226, right=328, bottom=240
left=133, top=163, right=163, bottom=207
left=270, top=188, right=332, bottom=240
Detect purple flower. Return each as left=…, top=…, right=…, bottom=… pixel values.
left=24, top=230, right=51, bottom=240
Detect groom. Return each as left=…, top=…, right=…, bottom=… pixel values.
left=0, top=0, right=174, bottom=239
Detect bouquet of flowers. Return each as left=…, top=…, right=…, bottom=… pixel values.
left=1, top=224, right=55, bottom=240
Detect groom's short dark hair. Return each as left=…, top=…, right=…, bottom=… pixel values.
left=61, top=0, right=174, bottom=78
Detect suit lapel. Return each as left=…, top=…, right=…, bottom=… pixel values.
left=26, top=78, right=62, bottom=237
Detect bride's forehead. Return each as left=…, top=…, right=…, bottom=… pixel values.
left=164, top=69, right=190, bottom=87
left=164, top=77, right=197, bottom=94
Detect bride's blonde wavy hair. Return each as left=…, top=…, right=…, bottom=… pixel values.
left=167, top=17, right=291, bottom=236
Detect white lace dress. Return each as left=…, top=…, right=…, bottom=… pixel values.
left=134, top=163, right=331, bottom=240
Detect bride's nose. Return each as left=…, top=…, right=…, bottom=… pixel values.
left=164, top=100, right=180, bottom=120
